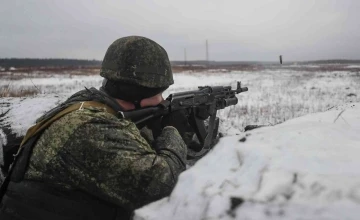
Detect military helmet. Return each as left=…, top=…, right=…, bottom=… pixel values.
left=100, top=36, right=174, bottom=89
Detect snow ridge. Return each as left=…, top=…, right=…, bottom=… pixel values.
left=0, top=129, right=7, bottom=147
left=134, top=103, right=360, bottom=220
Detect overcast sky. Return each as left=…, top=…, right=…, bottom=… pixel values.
left=1, top=0, right=359, bottom=61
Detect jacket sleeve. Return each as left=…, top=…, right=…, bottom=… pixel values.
left=60, top=114, right=187, bottom=210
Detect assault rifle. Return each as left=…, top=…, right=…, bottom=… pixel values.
left=121, top=81, right=248, bottom=159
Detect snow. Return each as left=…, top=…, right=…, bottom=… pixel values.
left=0, top=129, right=6, bottom=166
left=346, top=65, right=360, bottom=68
left=0, top=128, right=6, bottom=146
left=2, top=70, right=359, bottom=132
left=134, top=103, right=360, bottom=220
left=0, top=74, right=103, bottom=95
left=1, top=69, right=360, bottom=219
left=1, top=95, right=68, bottom=137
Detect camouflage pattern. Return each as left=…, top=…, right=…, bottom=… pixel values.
left=23, top=103, right=187, bottom=210
left=100, top=36, right=174, bottom=88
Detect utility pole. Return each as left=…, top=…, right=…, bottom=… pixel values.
left=184, top=48, right=187, bottom=66
left=206, top=40, right=209, bottom=67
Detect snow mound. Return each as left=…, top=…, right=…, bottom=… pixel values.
left=134, top=102, right=360, bottom=220
left=0, top=94, right=67, bottom=137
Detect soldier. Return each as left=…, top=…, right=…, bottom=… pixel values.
left=0, top=36, right=188, bottom=219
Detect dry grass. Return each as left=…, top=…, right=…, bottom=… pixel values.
left=0, top=68, right=100, bottom=80
left=0, top=87, right=39, bottom=97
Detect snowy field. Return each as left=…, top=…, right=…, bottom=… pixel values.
left=1, top=67, right=360, bottom=135
left=1, top=65, right=360, bottom=219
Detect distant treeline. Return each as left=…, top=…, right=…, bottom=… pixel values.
left=171, top=60, right=275, bottom=66
left=171, top=59, right=360, bottom=66
left=1, top=58, right=359, bottom=69
left=300, top=59, right=360, bottom=64
left=0, top=58, right=102, bottom=68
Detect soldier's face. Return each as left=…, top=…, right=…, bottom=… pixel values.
left=140, top=93, right=163, bottom=108
left=116, top=93, right=164, bottom=110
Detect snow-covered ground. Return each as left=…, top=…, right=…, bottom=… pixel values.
left=1, top=68, right=360, bottom=219
left=134, top=102, right=360, bottom=220
left=2, top=69, right=360, bottom=136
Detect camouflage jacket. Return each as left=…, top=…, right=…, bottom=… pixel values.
left=23, top=88, right=187, bottom=211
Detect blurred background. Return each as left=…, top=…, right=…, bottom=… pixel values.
left=1, top=0, right=360, bottom=62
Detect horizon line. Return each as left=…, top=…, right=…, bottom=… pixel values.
left=1, top=58, right=360, bottom=63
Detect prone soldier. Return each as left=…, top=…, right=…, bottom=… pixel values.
left=0, top=36, right=187, bottom=219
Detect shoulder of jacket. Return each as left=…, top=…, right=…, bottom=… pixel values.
left=68, top=106, right=134, bottom=128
